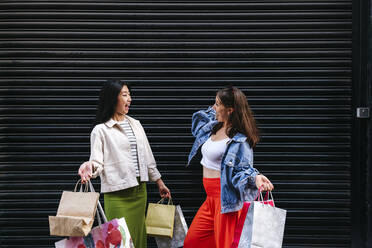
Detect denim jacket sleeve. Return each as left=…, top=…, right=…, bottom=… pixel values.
left=231, top=143, right=260, bottom=201
left=232, top=163, right=259, bottom=188
left=89, top=127, right=104, bottom=178
left=191, top=106, right=216, bottom=137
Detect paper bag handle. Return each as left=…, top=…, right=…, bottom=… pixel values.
left=256, top=187, right=276, bottom=207
left=87, top=181, right=108, bottom=225
left=157, top=197, right=173, bottom=205
left=264, top=191, right=276, bottom=207
left=74, top=179, right=89, bottom=192
left=96, top=200, right=107, bottom=226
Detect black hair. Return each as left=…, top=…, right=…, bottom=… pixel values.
left=93, top=80, right=131, bottom=127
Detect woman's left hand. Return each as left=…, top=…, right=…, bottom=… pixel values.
left=255, top=174, right=274, bottom=191
left=156, top=179, right=171, bottom=198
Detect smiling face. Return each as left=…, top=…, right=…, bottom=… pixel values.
left=213, top=96, right=233, bottom=123
left=115, top=85, right=131, bottom=115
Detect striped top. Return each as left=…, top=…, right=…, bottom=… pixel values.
left=119, top=119, right=140, bottom=177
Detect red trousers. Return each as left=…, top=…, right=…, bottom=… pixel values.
left=183, top=178, right=241, bottom=248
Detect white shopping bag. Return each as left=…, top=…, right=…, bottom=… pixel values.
left=233, top=191, right=286, bottom=248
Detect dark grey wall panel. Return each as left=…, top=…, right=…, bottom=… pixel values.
left=0, top=1, right=352, bottom=247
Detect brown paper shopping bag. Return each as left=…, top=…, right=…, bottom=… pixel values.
left=55, top=182, right=136, bottom=248
left=146, top=198, right=176, bottom=238
left=49, top=180, right=100, bottom=237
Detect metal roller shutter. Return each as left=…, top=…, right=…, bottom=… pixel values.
left=0, top=1, right=353, bottom=247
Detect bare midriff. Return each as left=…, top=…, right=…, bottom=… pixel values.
left=203, top=166, right=220, bottom=178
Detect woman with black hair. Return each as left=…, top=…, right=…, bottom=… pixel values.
left=78, top=80, right=171, bottom=248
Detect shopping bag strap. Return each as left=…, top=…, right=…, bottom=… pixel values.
left=87, top=181, right=108, bottom=225
left=157, top=197, right=173, bottom=205
left=253, top=185, right=263, bottom=201
left=255, top=186, right=276, bottom=207
left=263, top=190, right=270, bottom=201
left=96, top=200, right=107, bottom=226
left=265, top=191, right=276, bottom=207
left=74, top=179, right=89, bottom=192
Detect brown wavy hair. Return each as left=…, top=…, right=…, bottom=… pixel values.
left=212, top=86, right=260, bottom=148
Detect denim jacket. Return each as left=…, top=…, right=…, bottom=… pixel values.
left=187, top=106, right=259, bottom=214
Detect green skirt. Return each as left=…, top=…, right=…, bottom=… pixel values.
left=104, top=181, right=147, bottom=248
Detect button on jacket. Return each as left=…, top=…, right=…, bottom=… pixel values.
left=188, top=106, right=259, bottom=214
left=89, top=115, right=161, bottom=193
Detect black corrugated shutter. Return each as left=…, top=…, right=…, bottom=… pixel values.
left=0, top=1, right=352, bottom=247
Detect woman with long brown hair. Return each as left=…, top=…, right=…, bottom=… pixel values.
left=184, top=86, right=274, bottom=248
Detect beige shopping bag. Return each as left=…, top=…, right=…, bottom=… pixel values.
left=49, top=180, right=100, bottom=237
left=55, top=182, right=136, bottom=248
left=146, top=198, right=176, bottom=238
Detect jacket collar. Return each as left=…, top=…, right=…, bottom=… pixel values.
left=104, top=116, right=131, bottom=128
left=231, top=132, right=247, bottom=143
left=209, top=122, right=247, bottom=143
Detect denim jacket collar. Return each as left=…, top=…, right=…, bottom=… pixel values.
left=205, top=122, right=247, bottom=144
left=230, top=133, right=247, bottom=143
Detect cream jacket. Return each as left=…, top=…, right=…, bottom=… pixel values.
left=89, top=115, right=161, bottom=193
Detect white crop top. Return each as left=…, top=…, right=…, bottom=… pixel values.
left=201, top=137, right=230, bottom=171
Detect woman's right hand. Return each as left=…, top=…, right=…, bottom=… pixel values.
left=78, top=161, right=93, bottom=184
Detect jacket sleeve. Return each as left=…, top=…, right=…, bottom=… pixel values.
left=231, top=144, right=260, bottom=202
left=89, top=127, right=104, bottom=178
left=191, top=106, right=216, bottom=137
left=139, top=121, right=162, bottom=182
